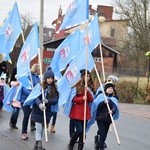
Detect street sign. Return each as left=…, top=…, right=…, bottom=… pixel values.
left=43, top=58, right=52, bottom=64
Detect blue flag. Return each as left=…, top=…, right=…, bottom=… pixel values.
left=80, top=15, right=101, bottom=52
left=56, top=76, right=72, bottom=107
left=18, top=75, right=32, bottom=89
left=0, top=34, right=5, bottom=57
left=59, top=0, right=89, bottom=30
left=0, top=2, right=22, bottom=56
left=3, top=86, right=14, bottom=112
left=0, top=26, right=3, bottom=34
left=56, top=48, right=94, bottom=106
left=50, top=29, right=80, bottom=79
left=63, top=87, right=76, bottom=117
left=23, top=83, right=42, bottom=106
left=17, top=23, right=39, bottom=88
left=64, top=48, right=94, bottom=86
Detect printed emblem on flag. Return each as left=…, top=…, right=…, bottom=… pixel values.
left=20, top=44, right=30, bottom=64
left=84, top=31, right=92, bottom=45
left=66, top=1, right=77, bottom=18
left=5, top=24, right=14, bottom=40
left=59, top=45, right=70, bottom=61
left=65, top=66, right=78, bottom=83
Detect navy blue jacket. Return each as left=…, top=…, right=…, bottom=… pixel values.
left=96, top=94, right=117, bottom=123
left=31, top=86, right=59, bottom=123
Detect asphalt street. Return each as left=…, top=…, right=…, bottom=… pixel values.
left=0, top=103, right=150, bottom=150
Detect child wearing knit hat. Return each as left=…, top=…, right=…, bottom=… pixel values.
left=107, top=75, right=119, bottom=83
left=43, top=66, right=54, bottom=80
left=31, top=66, right=59, bottom=150
left=0, top=74, right=10, bottom=111
left=94, top=80, right=119, bottom=150
left=43, top=67, right=57, bottom=134
left=104, top=80, right=115, bottom=92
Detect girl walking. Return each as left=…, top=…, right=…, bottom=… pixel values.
left=31, top=67, right=59, bottom=150
left=68, top=70, right=94, bottom=150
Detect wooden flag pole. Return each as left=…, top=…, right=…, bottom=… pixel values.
left=83, top=22, right=89, bottom=143
left=21, top=31, right=25, bottom=43
left=91, top=4, right=105, bottom=82
left=99, top=43, right=105, bottom=82
left=94, top=63, right=120, bottom=145
left=38, top=47, right=48, bottom=142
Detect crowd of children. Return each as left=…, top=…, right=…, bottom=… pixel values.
left=0, top=60, right=120, bottom=150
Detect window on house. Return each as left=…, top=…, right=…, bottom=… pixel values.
left=110, top=28, right=116, bottom=37
left=94, top=57, right=101, bottom=62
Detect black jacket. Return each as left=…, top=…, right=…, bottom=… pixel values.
left=96, top=97, right=117, bottom=123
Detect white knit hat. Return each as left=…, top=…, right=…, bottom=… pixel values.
left=107, top=75, right=119, bottom=83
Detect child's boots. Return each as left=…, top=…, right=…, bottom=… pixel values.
left=33, top=140, right=45, bottom=150
left=50, top=125, right=56, bottom=133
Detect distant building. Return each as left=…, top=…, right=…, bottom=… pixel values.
left=7, top=4, right=129, bottom=76
left=43, top=4, right=129, bottom=73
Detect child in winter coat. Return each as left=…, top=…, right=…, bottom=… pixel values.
left=17, top=64, right=40, bottom=140
left=31, top=67, right=59, bottom=150
left=94, top=75, right=119, bottom=148
left=69, top=69, right=95, bottom=138
left=0, top=61, right=9, bottom=83
left=68, top=70, right=94, bottom=150
left=94, top=80, right=119, bottom=150
left=9, top=78, right=21, bottom=129
left=0, top=73, right=10, bottom=111
left=5, top=76, right=21, bottom=129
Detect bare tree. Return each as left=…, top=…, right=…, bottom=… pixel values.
left=21, top=13, right=34, bottom=39
left=114, top=0, right=150, bottom=98
left=114, top=0, right=150, bottom=70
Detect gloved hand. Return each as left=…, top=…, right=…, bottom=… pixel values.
left=104, top=99, right=109, bottom=104
left=39, top=103, right=46, bottom=111
left=42, top=98, right=48, bottom=103
left=7, top=101, right=10, bottom=105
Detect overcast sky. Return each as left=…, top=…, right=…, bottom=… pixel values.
left=0, top=0, right=114, bottom=27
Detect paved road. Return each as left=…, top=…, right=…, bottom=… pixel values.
left=0, top=103, right=150, bottom=150
left=119, top=103, right=150, bottom=119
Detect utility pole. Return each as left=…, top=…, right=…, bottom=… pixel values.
left=39, top=1, right=49, bottom=142
left=39, top=0, right=44, bottom=70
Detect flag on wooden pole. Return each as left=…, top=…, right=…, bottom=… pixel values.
left=0, top=2, right=22, bottom=58
left=59, top=0, right=89, bottom=30
left=17, top=23, right=39, bottom=89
